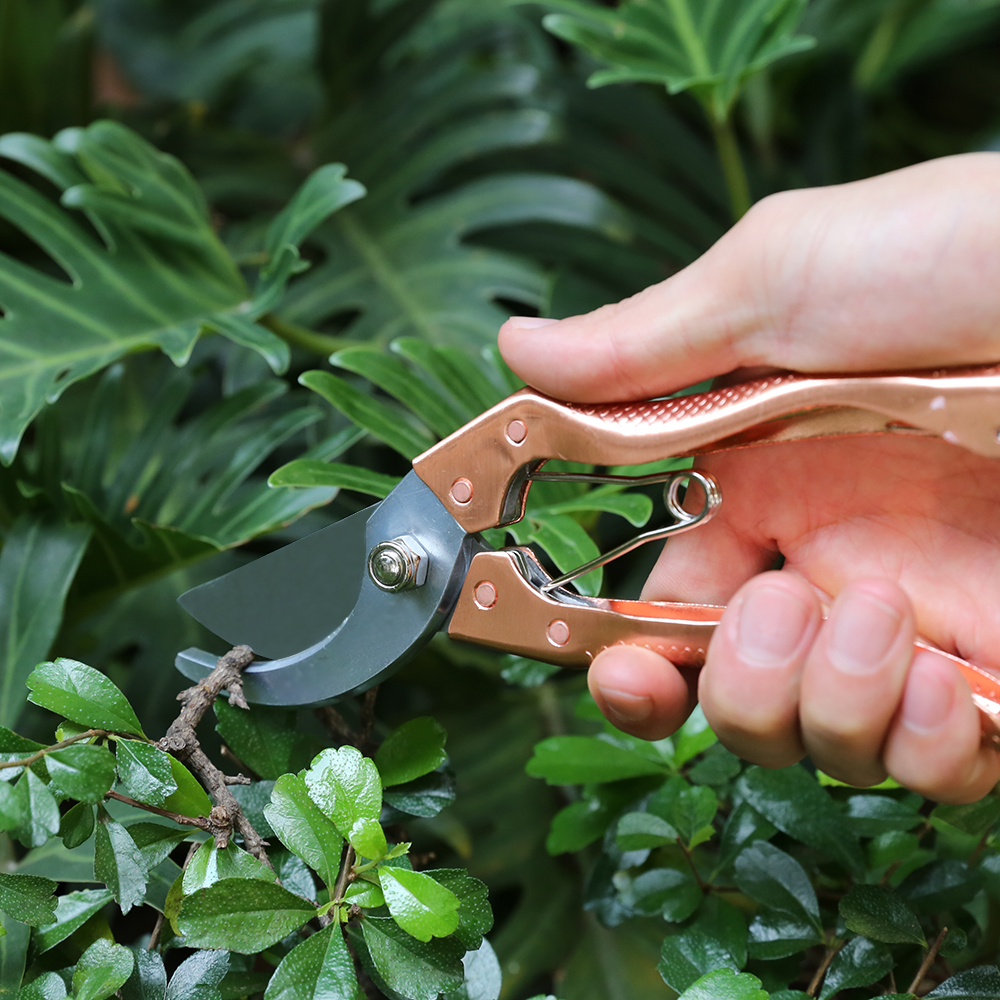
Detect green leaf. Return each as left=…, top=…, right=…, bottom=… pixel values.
left=931, top=797, right=1000, bottom=838
left=27, top=658, right=144, bottom=737
left=378, top=865, right=460, bottom=942
left=500, top=657, right=561, bottom=688
left=375, top=717, right=448, bottom=787
left=345, top=880, right=385, bottom=909
left=926, top=966, right=1000, bottom=998
left=443, top=939, right=502, bottom=1000
left=618, top=867, right=701, bottom=922
left=45, top=743, right=117, bottom=803
left=268, top=460, right=401, bottom=498
left=0, top=515, right=91, bottom=729
left=160, top=757, right=212, bottom=819
left=305, top=746, right=382, bottom=836
left=517, top=512, right=602, bottom=597
left=263, top=922, right=360, bottom=1000
left=357, top=916, right=465, bottom=1000
left=57, top=800, right=93, bottom=849
left=93, top=806, right=147, bottom=914
left=845, top=794, right=923, bottom=837
left=72, top=938, right=135, bottom=1000
left=716, top=802, right=776, bottom=873
left=0, top=727, right=43, bottom=755
left=0, top=872, right=56, bottom=926
left=689, top=895, right=748, bottom=968
left=126, top=823, right=189, bottom=871
left=31, top=887, right=112, bottom=954
left=658, top=932, right=739, bottom=995
left=121, top=949, right=166, bottom=1000
left=537, top=0, right=814, bottom=121
left=17, top=971, right=67, bottom=1000
left=616, top=811, right=678, bottom=851
left=426, top=869, right=493, bottom=950
left=13, top=769, right=59, bottom=848
left=676, top=969, right=768, bottom=1000
left=0, top=121, right=253, bottom=463
left=264, top=773, right=343, bottom=890
left=177, top=878, right=316, bottom=953
left=115, top=740, right=176, bottom=806
left=547, top=798, right=617, bottom=855
left=348, top=818, right=387, bottom=861
left=736, top=766, right=864, bottom=873
left=898, top=859, right=980, bottom=914
left=673, top=706, right=718, bottom=767
left=182, top=841, right=274, bottom=895
left=839, top=883, right=925, bottom=945
left=649, top=777, right=718, bottom=848
left=820, top=936, right=894, bottom=999
left=747, top=912, right=825, bottom=960
left=383, top=771, right=456, bottom=819
left=526, top=735, right=668, bottom=784
left=214, top=701, right=317, bottom=782
left=166, top=950, right=230, bottom=1000
left=734, top=842, right=822, bottom=933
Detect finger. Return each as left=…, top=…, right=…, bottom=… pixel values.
left=699, top=571, right=822, bottom=768
left=798, top=580, right=916, bottom=787
left=588, top=645, right=697, bottom=741
left=883, top=650, right=1000, bottom=804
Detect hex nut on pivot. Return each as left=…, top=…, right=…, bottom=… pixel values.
left=367, top=535, right=429, bottom=592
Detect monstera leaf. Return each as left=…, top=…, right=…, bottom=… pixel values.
left=0, top=120, right=363, bottom=464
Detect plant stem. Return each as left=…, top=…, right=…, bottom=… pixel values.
left=807, top=940, right=844, bottom=997
left=677, top=838, right=708, bottom=892
left=711, top=118, right=751, bottom=221
left=334, top=844, right=357, bottom=904
left=106, top=790, right=209, bottom=829
left=261, top=313, right=353, bottom=358
left=907, top=927, right=948, bottom=995
left=0, top=729, right=111, bottom=771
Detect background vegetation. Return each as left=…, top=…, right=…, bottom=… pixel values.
left=1, top=0, right=1000, bottom=997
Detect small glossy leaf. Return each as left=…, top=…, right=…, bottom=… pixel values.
left=268, top=460, right=401, bottom=498
left=526, top=735, right=667, bottom=784
left=676, top=969, right=768, bottom=1000
left=46, top=744, right=116, bottom=803
left=931, top=797, right=1000, bottom=838
left=126, top=823, right=189, bottom=870
left=121, top=949, right=166, bottom=1000
left=13, top=770, right=59, bottom=848
left=17, top=971, right=67, bottom=1000
left=264, top=922, right=359, bottom=1000
left=346, top=880, right=385, bottom=909
left=717, top=802, right=776, bottom=872
left=500, top=657, right=561, bottom=688
left=649, top=777, right=718, bottom=848
left=27, top=659, right=144, bottom=736
left=306, top=746, right=382, bottom=836
left=618, top=867, right=701, bottom=922
left=840, top=883, right=925, bottom=945
left=32, top=887, right=112, bottom=954
left=0, top=727, right=44, bottom=755
left=926, top=965, right=1000, bottom=998
left=547, top=798, right=617, bottom=855
left=689, top=895, right=748, bottom=968
left=898, top=859, right=980, bottom=914
left=349, top=818, right=387, bottom=861
left=214, top=701, right=313, bottom=782
left=375, top=717, right=448, bottom=788
left=734, top=842, right=821, bottom=932
left=443, top=940, right=502, bottom=1000
left=273, top=850, right=317, bottom=903
left=383, top=771, right=456, bottom=819
left=177, top=878, right=316, bottom=953
left=379, top=866, right=460, bottom=942
left=658, top=932, right=739, bottom=994
left=0, top=872, right=56, bottom=926
left=264, top=773, right=343, bottom=890
left=115, top=741, right=176, bottom=806
left=166, top=949, right=230, bottom=1000
left=73, top=938, right=134, bottom=1000
left=846, top=794, right=923, bottom=836
left=160, top=757, right=212, bottom=819
left=182, top=841, right=274, bottom=894
left=616, top=811, right=678, bottom=851
left=747, top=912, right=824, bottom=960
left=357, top=916, right=465, bottom=1000
left=520, top=512, right=602, bottom=596
left=427, top=869, right=493, bottom=950
left=673, top=707, right=718, bottom=766
left=94, top=807, right=147, bottom=915
left=819, top=936, right=893, bottom=1000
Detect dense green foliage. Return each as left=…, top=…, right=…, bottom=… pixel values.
left=1, top=0, right=1000, bottom=997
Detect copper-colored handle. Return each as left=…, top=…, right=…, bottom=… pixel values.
left=415, top=365, right=1000, bottom=532
left=449, top=551, right=1000, bottom=739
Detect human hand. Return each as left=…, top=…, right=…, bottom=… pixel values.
left=499, top=153, right=1000, bottom=803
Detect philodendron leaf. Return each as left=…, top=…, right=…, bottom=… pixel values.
left=165, top=949, right=230, bottom=1000
left=658, top=932, right=739, bottom=994
left=181, top=841, right=274, bottom=894
left=269, top=460, right=401, bottom=498
left=375, top=717, right=448, bottom=787
left=27, top=658, right=144, bottom=736
left=264, top=922, right=359, bottom=1000
left=676, top=969, right=768, bottom=1000
left=819, top=936, right=893, bottom=1000
left=94, top=806, right=147, bottom=915
left=839, top=883, right=925, bottom=945
left=0, top=872, right=57, bottom=926
left=526, top=735, right=668, bottom=784
left=177, top=878, right=316, bottom=953
left=264, top=773, right=343, bottom=890
left=115, top=740, right=176, bottom=806
left=358, top=916, right=465, bottom=1000
left=426, top=870, right=493, bottom=950
left=45, top=744, right=117, bottom=803
left=734, top=842, right=822, bottom=933
left=926, top=965, right=1000, bottom=998
left=72, top=938, right=134, bottom=1000
left=31, top=888, right=112, bottom=954
left=379, top=866, right=461, bottom=942
left=305, top=746, right=382, bottom=837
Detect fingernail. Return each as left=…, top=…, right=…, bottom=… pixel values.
left=901, top=654, right=955, bottom=735
left=828, top=591, right=902, bottom=675
left=504, top=316, right=559, bottom=331
left=596, top=687, right=653, bottom=724
left=736, top=584, right=813, bottom=668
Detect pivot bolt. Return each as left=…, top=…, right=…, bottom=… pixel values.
left=367, top=536, right=429, bottom=592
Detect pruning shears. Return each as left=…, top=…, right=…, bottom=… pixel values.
left=174, top=364, right=1000, bottom=738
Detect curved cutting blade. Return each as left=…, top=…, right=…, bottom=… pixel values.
left=175, top=471, right=479, bottom=705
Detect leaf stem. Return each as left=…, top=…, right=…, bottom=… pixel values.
left=711, top=118, right=751, bottom=221
left=334, top=843, right=357, bottom=905
left=806, top=940, right=844, bottom=997
left=677, top=837, right=708, bottom=892
left=0, top=729, right=111, bottom=771
left=907, top=927, right=948, bottom=995
left=261, top=313, right=354, bottom=358
left=105, top=789, right=209, bottom=829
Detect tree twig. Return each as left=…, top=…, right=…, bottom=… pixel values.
left=907, top=927, right=948, bottom=995
left=333, top=844, right=356, bottom=904
left=676, top=838, right=708, bottom=892
left=314, top=705, right=355, bottom=745
left=159, top=646, right=271, bottom=864
left=358, top=686, right=379, bottom=753
left=105, top=790, right=210, bottom=829
left=0, top=729, right=111, bottom=770
left=807, top=941, right=845, bottom=997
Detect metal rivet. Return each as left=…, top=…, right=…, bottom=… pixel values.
left=367, top=536, right=428, bottom=592
left=450, top=477, right=473, bottom=504
left=474, top=581, right=497, bottom=610
left=505, top=419, right=527, bottom=444
left=547, top=619, right=570, bottom=646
